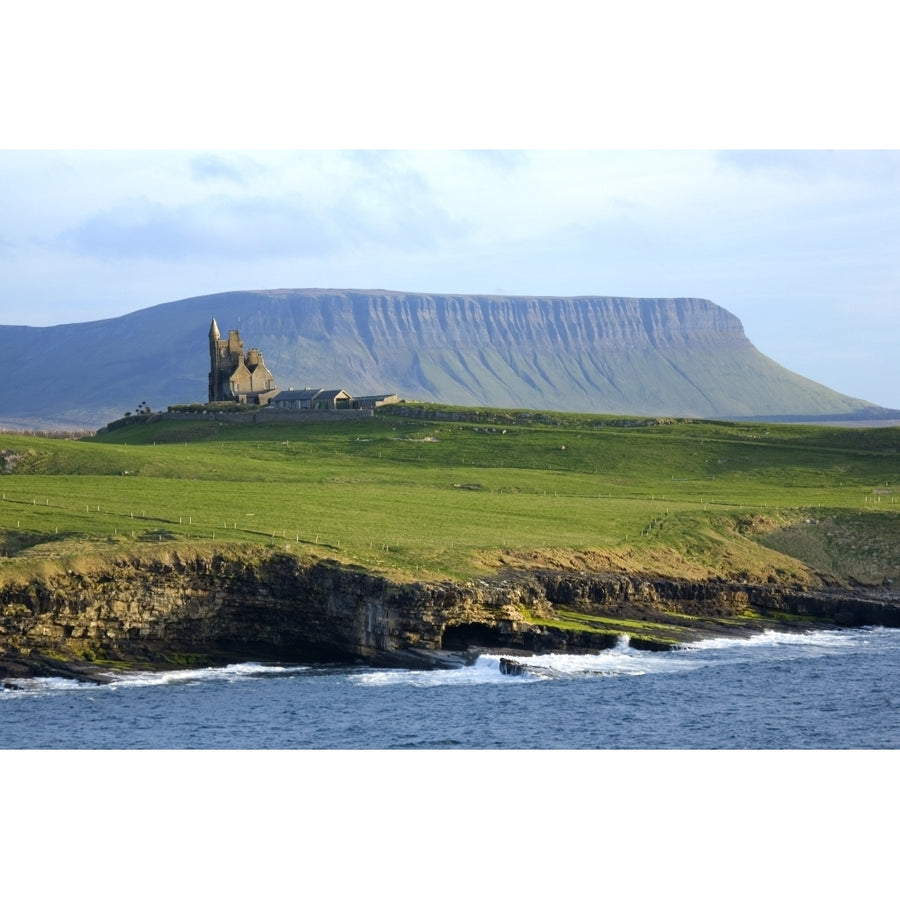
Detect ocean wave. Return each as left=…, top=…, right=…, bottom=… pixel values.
left=2, top=661, right=310, bottom=695
left=675, top=627, right=863, bottom=654
left=5, top=628, right=890, bottom=697
left=348, top=628, right=895, bottom=688
left=351, top=654, right=525, bottom=687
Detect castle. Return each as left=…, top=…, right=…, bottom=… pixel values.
left=206, top=317, right=399, bottom=412
left=207, top=318, right=278, bottom=405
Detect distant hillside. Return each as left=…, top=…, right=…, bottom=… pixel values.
left=1, top=288, right=893, bottom=430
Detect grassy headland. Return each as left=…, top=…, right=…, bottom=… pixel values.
left=2, top=403, right=898, bottom=589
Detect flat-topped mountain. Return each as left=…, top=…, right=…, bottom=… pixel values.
left=1, top=288, right=893, bottom=429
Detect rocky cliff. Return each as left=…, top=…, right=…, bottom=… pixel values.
left=2, top=289, right=889, bottom=430
left=3, top=550, right=899, bottom=681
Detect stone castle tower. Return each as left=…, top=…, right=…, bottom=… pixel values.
left=208, top=318, right=278, bottom=405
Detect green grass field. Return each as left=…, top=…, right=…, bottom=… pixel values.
left=2, top=405, right=898, bottom=585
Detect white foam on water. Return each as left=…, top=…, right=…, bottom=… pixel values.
left=2, top=662, right=309, bottom=695
left=663, top=627, right=888, bottom=677
left=106, top=661, right=310, bottom=689
left=676, top=628, right=860, bottom=654
left=2, top=676, right=97, bottom=694
left=352, top=637, right=695, bottom=686
left=350, top=628, right=890, bottom=687
left=5, top=629, right=888, bottom=696
left=352, top=654, right=523, bottom=687
left=482, top=643, right=697, bottom=679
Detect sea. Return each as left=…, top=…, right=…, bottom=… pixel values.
left=3, top=625, right=899, bottom=749
left=5, top=626, right=898, bottom=897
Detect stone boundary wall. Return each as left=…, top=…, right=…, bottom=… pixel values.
left=159, top=409, right=374, bottom=425
left=254, top=409, right=373, bottom=424
left=380, top=404, right=663, bottom=428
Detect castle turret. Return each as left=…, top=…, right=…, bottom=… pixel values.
left=208, top=318, right=222, bottom=402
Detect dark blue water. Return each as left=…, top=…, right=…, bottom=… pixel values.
left=3, top=627, right=899, bottom=748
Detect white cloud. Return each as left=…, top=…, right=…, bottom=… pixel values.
left=189, top=154, right=260, bottom=185
left=717, top=150, right=900, bottom=183
left=58, top=195, right=336, bottom=261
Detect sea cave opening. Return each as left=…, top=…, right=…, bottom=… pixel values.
left=441, top=623, right=506, bottom=651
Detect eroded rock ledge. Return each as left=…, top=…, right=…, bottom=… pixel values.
left=2, top=551, right=899, bottom=681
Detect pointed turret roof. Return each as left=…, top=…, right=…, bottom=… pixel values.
left=209, top=317, right=220, bottom=339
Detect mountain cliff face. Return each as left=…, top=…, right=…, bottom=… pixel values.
left=0, top=289, right=886, bottom=429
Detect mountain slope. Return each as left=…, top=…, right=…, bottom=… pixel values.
left=0, top=288, right=889, bottom=429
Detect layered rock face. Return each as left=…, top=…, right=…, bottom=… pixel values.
left=3, top=551, right=899, bottom=679
left=1, top=553, right=539, bottom=672
left=1, top=289, right=883, bottom=429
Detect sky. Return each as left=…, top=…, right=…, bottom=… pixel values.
left=2, top=3, right=899, bottom=409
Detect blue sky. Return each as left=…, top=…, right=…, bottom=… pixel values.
left=2, top=4, right=898, bottom=409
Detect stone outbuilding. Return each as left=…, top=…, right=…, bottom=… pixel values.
left=352, top=394, right=400, bottom=409
left=270, top=388, right=353, bottom=410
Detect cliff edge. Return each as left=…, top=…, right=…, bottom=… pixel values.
left=3, top=550, right=899, bottom=682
